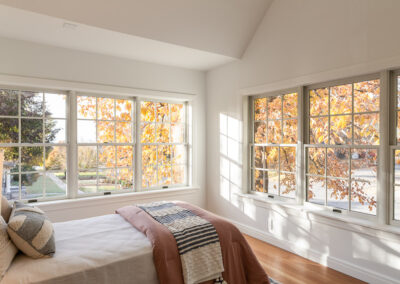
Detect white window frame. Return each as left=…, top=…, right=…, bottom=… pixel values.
left=1, top=86, right=191, bottom=202
left=248, top=71, right=395, bottom=225
left=390, top=70, right=400, bottom=226
left=0, top=86, right=69, bottom=202
left=75, top=93, right=136, bottom=198
left=248, top=87, right=301, bottom=204
left=136, top=97, right=189, bottom=191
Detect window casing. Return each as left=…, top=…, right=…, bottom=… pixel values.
left=1, top=87, right=190, bottom=202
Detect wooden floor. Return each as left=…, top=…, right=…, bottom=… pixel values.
left=244, top=235, right=366, bottom=284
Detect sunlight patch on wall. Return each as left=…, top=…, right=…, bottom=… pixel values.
left=219, top=113, right=243, bottom=205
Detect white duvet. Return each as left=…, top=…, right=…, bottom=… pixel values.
left=2, top=214, right=158, bottom=284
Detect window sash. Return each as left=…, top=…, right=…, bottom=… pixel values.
left=249, top=88, right=300, bottom=201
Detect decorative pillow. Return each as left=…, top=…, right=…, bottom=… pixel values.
left=1, top=196, right=12, bottom=223
left=7, top=202, right=55, bottom=259
left=0, top=216, right=18, bottom=280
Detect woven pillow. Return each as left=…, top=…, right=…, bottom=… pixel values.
left=1, top=197, right=12, bottom=223
left=7, top=202, right=55, bottom=259
left=0, top=216, right=18, bottom=280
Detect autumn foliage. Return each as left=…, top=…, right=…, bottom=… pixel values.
left=253, top=80, right=380, bottom=213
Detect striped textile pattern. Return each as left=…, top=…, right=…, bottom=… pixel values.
left=7, top=202, right=55, bottom=259
left=139, top=202, right=226, bottom=284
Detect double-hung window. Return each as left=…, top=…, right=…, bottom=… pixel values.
left=250, top=91, right=298, bottom=198
left=77, top=95, right=135, bottom=195
left=140, top=100, right=187, bottom=189
left=0, top=89, right=68, bottom=201
left=305, top=77, right=380, bottom=215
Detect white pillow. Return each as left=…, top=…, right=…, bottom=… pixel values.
left=0, top=216, right=18, bottom=280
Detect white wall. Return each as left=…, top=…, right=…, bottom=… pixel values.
left=0, top=36, right=207, bottom=221
left=206, top=0, right=400, bottom=283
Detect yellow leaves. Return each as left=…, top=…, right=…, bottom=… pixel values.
left=97, top=121, right=115, bottom=143
left=330, top=84, right=352, bottom=115
left=141, top=101, right=155, bottom=122
left=98, top=146, right=115, bottom=168
left=116, top=99, right=132, bottom=121
left=283, top=93, right=298, bottom=118
left=77, top=96, right=96, bottom=119
left=97, top=98, right=114, bottom=120
left=267, top=96, right=282, bottom=119
left=254, top=98, right=267, bottom=121
left=354, top=80, right=380, bottom=113
left=156, top=124, right=170, bottom=143
left=310, top=88, right=328, bottom=116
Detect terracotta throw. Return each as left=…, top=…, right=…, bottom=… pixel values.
left=116, top=201, right=270, bottom=284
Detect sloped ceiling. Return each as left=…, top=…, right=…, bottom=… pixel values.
left=0, top=0, right=273, bottom=70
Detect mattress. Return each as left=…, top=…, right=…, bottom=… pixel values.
left=2, top=214, right=158, bottom=284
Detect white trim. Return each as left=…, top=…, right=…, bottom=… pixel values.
left=226, top=216, right=400, bottom=284
left=239, top=54, right=400, bottom=96
left=236, top=193, right=400, bottom=242
left=37, top=186, right=200, bottom=212
left=0, top=73, right=196, bottom=101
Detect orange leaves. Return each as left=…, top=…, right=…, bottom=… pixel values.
left=310, top=88, right=328, bottom=116
left=141, top=101, right=155, bottom=122
left=330, top=84, right=352, bottom=115
left=253, top=93, right=298, bottom=146
left=116, top=99, right=132, bottom=121
left=267, top=96, right=282, bottom=119
left=283, top=93, right=297, bottom=118
left=98, top=98, right=114, bottom=120
left=254, top=98, right=267, bottom=121
left=77, top=96, right=96, bottom=119
left=354, top=80, right=380, bottom=113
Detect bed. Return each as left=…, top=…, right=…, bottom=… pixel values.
left=2, top=202, right=269, bottom=284
left=2, top=214, right=158, bottom=284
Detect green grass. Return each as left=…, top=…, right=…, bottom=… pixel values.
left=24, top=175, right=65, bottom=194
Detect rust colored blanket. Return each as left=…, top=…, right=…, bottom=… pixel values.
left=116, top=201, right=269, bottom=284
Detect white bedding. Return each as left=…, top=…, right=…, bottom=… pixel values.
left=2, top=214, right=158, bottom=284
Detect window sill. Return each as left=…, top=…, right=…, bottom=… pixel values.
left=36, top=186, right=201, bottom=212
left=236, top=193, right=400, bottom=242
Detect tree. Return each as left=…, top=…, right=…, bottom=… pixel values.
left=254, top=81, right=379, bottom=213
left=77, top=97, right=185, bottom=190
left=0, top=91, right=61, bottom=185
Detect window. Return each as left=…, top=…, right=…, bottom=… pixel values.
left=0, top=86, right=190, bottom=202
left=306, top=79, right=380, bottom=215
left=140, top=101, right=187, bottom=189
left=251, top=92, right=298, bottom=198
left=0, top=89, right=67, bottom=200
left=393, top=74, right=400, bottom=221
left=77, top=96, right=135, bottom=195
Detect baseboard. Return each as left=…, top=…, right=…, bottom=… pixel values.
left=228, top=219, right=399, bottom=284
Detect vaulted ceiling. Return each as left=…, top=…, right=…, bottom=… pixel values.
left=0, top=0, right=273, bottom=70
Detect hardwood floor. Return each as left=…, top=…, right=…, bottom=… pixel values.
left=244, top=235, right=366, bottom=284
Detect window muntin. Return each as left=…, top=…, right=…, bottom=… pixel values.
left=306, top=79, right=380, bottom=215
left=140, top=101, right=186, bottom=189
left=251, top=93, right=298, bottom=198
left=0, top=89, right=67, bottom=201
left=77, top=96, right=134, bottom=194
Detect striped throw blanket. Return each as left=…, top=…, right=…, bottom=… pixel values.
left=138, top=202, right=227, bottom=284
